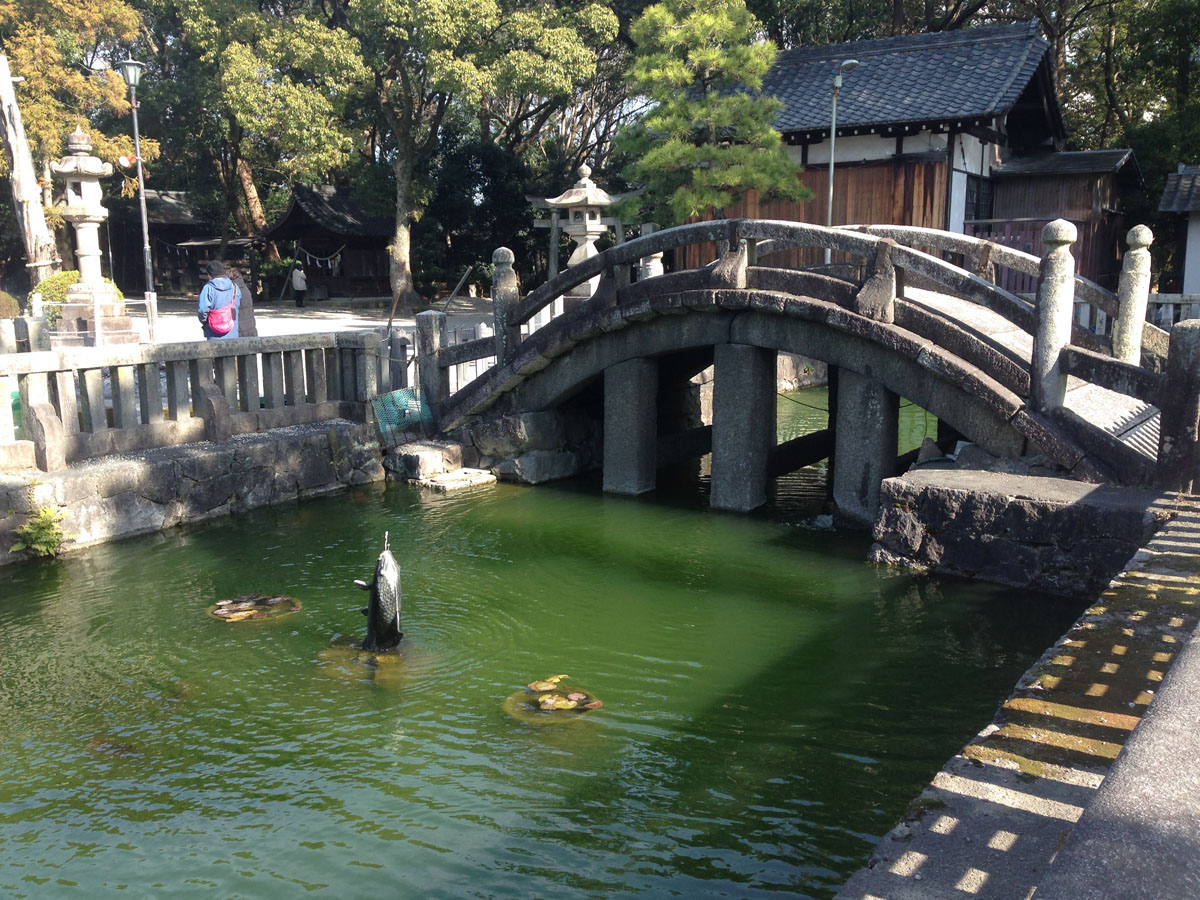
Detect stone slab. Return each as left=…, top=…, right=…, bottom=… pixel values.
left=412, top=468, right=497, bottom=492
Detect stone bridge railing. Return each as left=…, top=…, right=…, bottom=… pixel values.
left=0, top=332, right=383, bottom=472
left=412, top=218, right=1200, bottom=491
left=837, top=223, right=1169, bottom=364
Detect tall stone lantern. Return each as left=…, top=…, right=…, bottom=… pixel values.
left=50, top=126, right=133, bottom=345
left=545, top=164, right=615, bottom=307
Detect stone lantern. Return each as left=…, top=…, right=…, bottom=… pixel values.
left=50, top=126, right=132, bottom=345
left=545, top=164, right=615, bottom=304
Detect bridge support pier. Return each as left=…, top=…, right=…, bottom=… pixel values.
left=833, top=369, right=898, bottom=526
left=711, top=343, right=776, bottom=511
left=603, top=358, right=658, bottom=495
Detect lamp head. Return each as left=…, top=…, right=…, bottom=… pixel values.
left=115, top=59, right=144, bottom=90
left=840, top=59, right=860, bottom=74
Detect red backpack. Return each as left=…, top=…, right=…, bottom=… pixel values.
left=207, top=285, right=240, bottom=335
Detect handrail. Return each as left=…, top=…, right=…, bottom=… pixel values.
left=840, top=224, right=1118, bottom=312
left=510, top=218, right=1042, bottom=340
left=1, top=330, right=384, bottom=471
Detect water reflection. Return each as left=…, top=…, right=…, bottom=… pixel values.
left=0, top=402, right=1069, bottom=899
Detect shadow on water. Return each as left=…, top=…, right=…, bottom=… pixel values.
left=0, top=414, right=1079, bottom=898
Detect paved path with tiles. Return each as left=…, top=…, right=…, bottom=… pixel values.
left=836, top=493, right=1200, bottom=900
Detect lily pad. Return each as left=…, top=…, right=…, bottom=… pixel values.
left=207, top=594, right=303, bottom=622
left=504, top=677, right=603, bottom=723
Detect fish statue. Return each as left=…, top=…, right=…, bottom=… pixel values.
left=354, top=532, right=403, bottom=651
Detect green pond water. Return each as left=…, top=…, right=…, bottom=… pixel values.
left=0, top=391, right=1076, bottom=898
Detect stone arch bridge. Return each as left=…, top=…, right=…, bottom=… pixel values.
left=415, top=218, right=1200, bottom=525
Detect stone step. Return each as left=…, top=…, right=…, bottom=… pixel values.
left=57, top=315, right=134, bottom=335
left=61, top=302, right=125, bottom=319
left=412, top=468, right=497, bottom=492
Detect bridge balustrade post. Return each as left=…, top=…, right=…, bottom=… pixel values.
left=853, top=239, right=897, bottom=323
left=1112, top=225, right=1154, bottom=366
left=1155, top=319, right=1200, bottom=492
left=1031, top=219, right=1078, bottom=414
left=491, top=247, right=520, bottom=365
left=637, top=224, right=664, bottom=281
left=416, top=310, right=449, bottom=413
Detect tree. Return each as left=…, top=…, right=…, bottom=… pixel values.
left=0, top=54, right=58, bottom=288
left=311, top=0, right=618, bottom=309
left=126, top=0, right=369, bottom=259
left=0, top=0, right=156, bottom=287
left=615, top=0, right=809, bottom=227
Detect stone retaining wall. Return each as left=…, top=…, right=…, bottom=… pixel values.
left=1, top=419, right=384, bottom=564
left=870, top=467, right=1168, bottom=599
left=448, top=410, right=599, bottom=485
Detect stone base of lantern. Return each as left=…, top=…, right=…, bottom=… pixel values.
left=54, top=283, right=139, bottom=347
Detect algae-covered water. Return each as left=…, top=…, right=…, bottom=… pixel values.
left=0, top=392, right=1074, bottom=898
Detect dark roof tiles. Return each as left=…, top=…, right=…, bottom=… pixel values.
left=1159, top=166, right=1200, bottom=214
left=992, top=149, right=1134, bottom=177
left=291, top=184, right=393, bottom=237
left=764, top=22, right=1050, bottom=135
left=265, top=183, right=393, bottom=240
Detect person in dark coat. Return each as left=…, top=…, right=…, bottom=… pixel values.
left=225, top=264, right=257, bottom=337
left=197, top=259, right=239, bottom=340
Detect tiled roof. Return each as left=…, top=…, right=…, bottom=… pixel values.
left=1159, top=166, right=1200, bottom=214
left=992, top=149, right=1135, bottom=178
left=290, top=184, right=392, bottom=237
left=142, top=190, right=201, bottom=227
left=763, top=22, right=1052, bottom=137
left=264, top=183, right=392, bottom=240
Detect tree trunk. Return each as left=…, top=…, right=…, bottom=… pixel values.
left=389, top=155, right=419, bottom=311
left=237, top=158, right=280, bottom=260
left=1102, top=2, right=1132, bottom=135
left=0, top=55, right=59, bottom=289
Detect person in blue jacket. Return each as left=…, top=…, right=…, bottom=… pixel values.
left=197, top=258, right=240, bottom=340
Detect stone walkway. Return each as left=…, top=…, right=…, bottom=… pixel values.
left=836, top=492, right=1200, bottom=900
left=150, top=294, right=494, bottom=344
left=905, top=288, right=1158, bottom=464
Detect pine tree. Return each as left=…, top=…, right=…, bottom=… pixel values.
left=616, top=0, right=809, bottom=226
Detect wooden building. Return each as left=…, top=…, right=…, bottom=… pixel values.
left=693, top=22, right=1139, bottom=286
left=971, top=149, right=1142, bottom=291
left=1158, top=165, right=1200, bottom=295
left=107, top=190, right=231, bottom=297
left=261, top=184, right=392, bottom=299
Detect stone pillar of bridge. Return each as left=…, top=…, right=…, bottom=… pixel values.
left=711, top=343, right=776, bottom=511
left=1156, top=319, right=1200, bottom=492
left=603, top=357, right=658, bottom=495
left=1112, top=225, right=1153, bottom=366
left=491, top=247, right=521, bottom=365
left=1031, top=219, right=1078, bottom=414
left=832, top=368, right=898, bottom=526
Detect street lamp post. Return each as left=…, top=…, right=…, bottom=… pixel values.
left=825, top=58, right=859, bottom=266
left=116, top=58, right=156, bottom=339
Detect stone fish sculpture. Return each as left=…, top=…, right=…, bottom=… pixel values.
left=355, top=532, right=403, bottom=651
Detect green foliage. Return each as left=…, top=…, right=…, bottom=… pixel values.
left=11, top=505, right=67, bottom=558
left=328, top=427, right=345, bottom=473
left=413, top=137, right=540, bottom=297
left=258, top=259, right=295, bottom=281
left=614, top=0, right=808, bottom=226
left=0, top=290, right=19, bottom=318
left=27, top=270, right=124, bottom=328
left=340, top=0, right=619, bottom=301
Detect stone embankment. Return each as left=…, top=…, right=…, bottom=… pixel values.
left=1, top=420, right=383, bottom=563
left=839, top=468, right=1200, bottom=899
